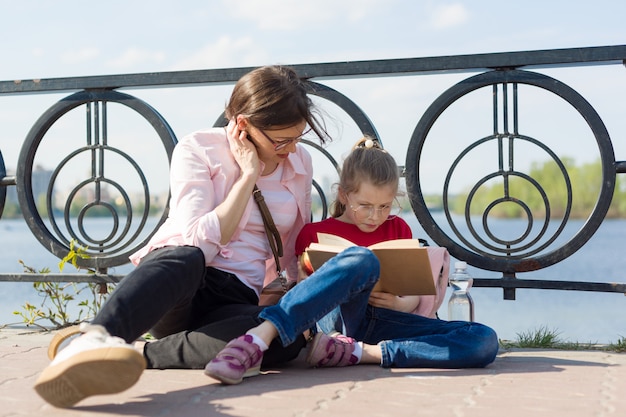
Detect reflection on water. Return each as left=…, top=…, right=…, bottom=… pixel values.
left=0, top=217, right=154, bottom=328
left=1, top=216, right=624, bottom=343
left=409, top=213, right=625, bottom=343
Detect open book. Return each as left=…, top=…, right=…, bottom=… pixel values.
left=304, top=233, right=436, bottom=296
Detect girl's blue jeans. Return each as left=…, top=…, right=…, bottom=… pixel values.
left=263, top=247, right=499, bottom=369
left=259, top=246, right=379, bottom=344
left=97, top=244, right=496, bottom=369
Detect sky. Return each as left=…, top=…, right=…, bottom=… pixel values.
left=1, top=0, right=625, bottom=199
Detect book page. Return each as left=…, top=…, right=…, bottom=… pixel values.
left=368, top=239, right=423, bottom=250
left=306, top=242, right=345, bottom=254
left=316, top=233, right=356, bottom=247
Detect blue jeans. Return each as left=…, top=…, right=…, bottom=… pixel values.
left=313, top=262, right=498, bottom=368
left=355, top=306, right=497, bottom=368
left=259, top=246, right=380, bottom=345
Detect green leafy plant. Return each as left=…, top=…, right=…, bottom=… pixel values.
left=58, top=239, right=88, bottom=272
left=13, top=240, right=114, bottom=330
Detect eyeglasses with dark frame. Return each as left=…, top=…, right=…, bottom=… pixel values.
left=253, top=127, right=312, bottom=151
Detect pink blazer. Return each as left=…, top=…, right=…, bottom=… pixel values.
left=129, top=127, right=312, bottom=286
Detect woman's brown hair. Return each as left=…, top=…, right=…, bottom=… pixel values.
left=225, top=65, right=330, bottom=144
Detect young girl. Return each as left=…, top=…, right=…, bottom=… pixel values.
left=295, top=137, right=499, bottom=369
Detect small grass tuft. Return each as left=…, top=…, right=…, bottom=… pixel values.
left=605, top=336, right=626, bottom=353
left=515, top=326, right=562, bottom=348
left=499, top=326, right=624, bottom=352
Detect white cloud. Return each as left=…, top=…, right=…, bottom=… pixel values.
left=430, top=3, right=469, bottom=29
left=169, top=36, right=268, bottom=70
left=31, top=47, right=45, bottom=58
left=107, top=48, right=166, bottom=70
left=224, top=0, right=386, bottom=30
left=61, top=47, right=100, bottom=64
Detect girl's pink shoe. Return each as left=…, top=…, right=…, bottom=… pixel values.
left=306, top=332, right=359, bottom=367
left=204, top=335, right=263, bottom=385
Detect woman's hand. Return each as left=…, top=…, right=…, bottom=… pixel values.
left=226, top=118, right=260, bottom=179
left=368, top=292, right=420, bottom=313
left=213, top=118, right=261, bottom=244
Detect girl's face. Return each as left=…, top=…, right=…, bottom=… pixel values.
left=337, top=181, right=397, bottom=233
left=244, top=120, right=308, bottom=171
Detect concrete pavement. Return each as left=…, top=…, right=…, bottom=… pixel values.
left=1, top=326, right=624, bottom=416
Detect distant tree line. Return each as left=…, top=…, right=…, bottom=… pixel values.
left=1, top=193, right=166, bottom=220
left=445, top=158, right=626, bottom=219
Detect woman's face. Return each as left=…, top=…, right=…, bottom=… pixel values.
left=245, top=121, right=308, bottom=169
left=337, top=181, right=397, bottom=233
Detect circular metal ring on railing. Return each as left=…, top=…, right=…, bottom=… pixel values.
left=0, top=150, right=6, bottom=219
left=405, top=69, right=615, bottom=273
left=46, top=145, right=151, bottom=254
left=16, top=90, right=177, bottom=269
left=213, top=80, right=380, bottom=221
left=445, top=134, right=569, bottom=259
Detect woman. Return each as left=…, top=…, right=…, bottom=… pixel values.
left=34, top=65, right=346, bottom=408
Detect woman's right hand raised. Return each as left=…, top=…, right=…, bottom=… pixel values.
left=215, top=118, right=262, bottom=244
left=227, top=118, right=260, bottom=179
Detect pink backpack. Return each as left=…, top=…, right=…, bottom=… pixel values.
left=410, top=246, right=450, bottom=318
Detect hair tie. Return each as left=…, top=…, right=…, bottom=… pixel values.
left=364, top=139, right=375, bottom=148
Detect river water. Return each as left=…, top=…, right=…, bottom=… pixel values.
left=0, top=216, right=624, bottom=343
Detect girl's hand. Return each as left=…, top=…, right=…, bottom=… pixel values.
left=226, top=118, right=260, bottom=178
left=368, top=292, right=420, bottom=313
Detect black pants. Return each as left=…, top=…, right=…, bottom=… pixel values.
left=92, top=246, right=305, bottom=369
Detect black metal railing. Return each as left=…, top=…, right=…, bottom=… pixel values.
left=1, top=45, right=625, bottom=300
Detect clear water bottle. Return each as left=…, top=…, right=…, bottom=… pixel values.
left=448, top=261, right=474, bottom=321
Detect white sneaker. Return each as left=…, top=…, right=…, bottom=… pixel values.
left=34, top=323, right=146, bottom=408
left=47, top=323, right=82, bottom=360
